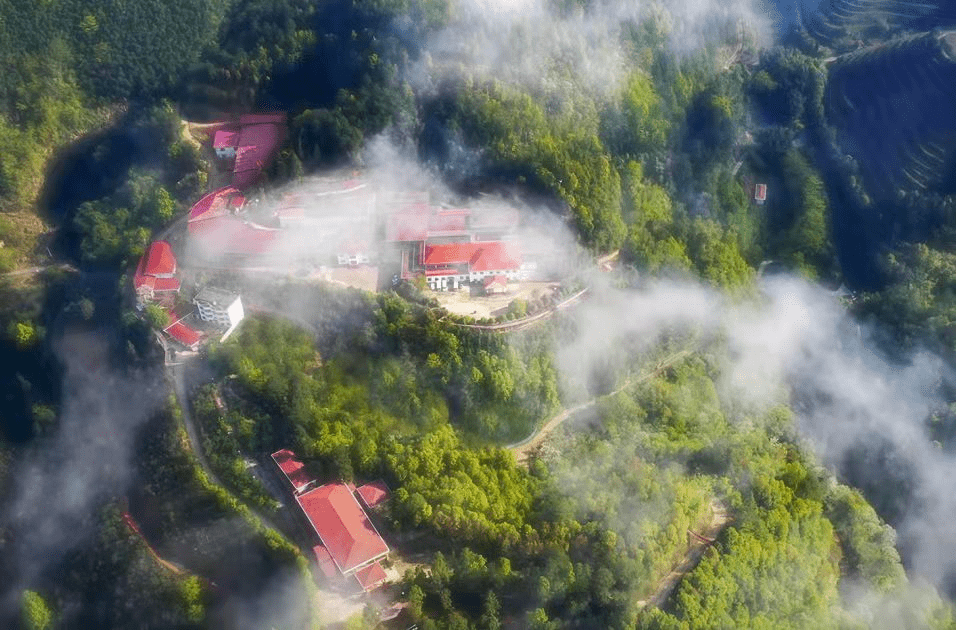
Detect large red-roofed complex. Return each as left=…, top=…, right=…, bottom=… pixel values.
left=296, top=483, right=389, bottom=578
left=272, top=451, right=391, bottom=592
left=422, top=241, right=523, bottom=291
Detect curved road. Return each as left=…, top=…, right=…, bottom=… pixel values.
left=509, top=349, right=691, bottom=463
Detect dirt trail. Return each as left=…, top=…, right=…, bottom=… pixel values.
left=509, top=349, right=691, bottom=463
left=638, top=499, right=732, bottom=610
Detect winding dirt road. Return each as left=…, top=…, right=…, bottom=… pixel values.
left=509, top=349, right=692, bottom=463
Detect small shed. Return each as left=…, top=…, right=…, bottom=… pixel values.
left=754, top=183, right=767, bottom=205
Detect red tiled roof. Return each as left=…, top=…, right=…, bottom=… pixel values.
left=312, top=545, right=339, bottom=580
left=386, top=211, right=429, bottom=242
left=231, top=168, right=262, bottom=191
left=483, top=275, right=508, bottom=288
left=235, top=124, right=281, bottom=170
left=164, top=320, right=201, bottom=349
left=424, top=242, right=481, bottom=266
left=296, top=483, right=389, bottom=575
left=135, top=275, right=181, bottom=292
left=429, top=212, right=469, bottom=234
left=188, top=187, right=243, bottom=224
left=755, top=183, right=767, bottom=201
left=271, top=449, right=314, bottom=493
left=353, top=561, right=388, bottom=592
left=423, top=242, right=521, bottom=272
left=143, top=241, right=176, bottom=276
left=213, top=129, right=238, bottom=149
left=356, top=481, right=390, bottom=509
left=470, top=242, right=522, bottom=272
left=190, top=217, right=280, bottom=256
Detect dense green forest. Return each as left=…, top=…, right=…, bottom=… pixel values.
left=3, top=0, right=956, bottom=628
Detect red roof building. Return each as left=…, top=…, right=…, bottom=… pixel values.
left=271, top=449, right=315, bottom=495
left=190, top=216, right=280, bottom=257
left=163, top=313, right=202, bottom=351
left=312, top=545, right=340, bottom=580
left=213, top=129, right=239, bottom=149
left=483, top=275, right=509, bottom=294
left=754, top=183, right=767, bottom=204
left=134, top=241, right=181, bottom=301
left=143, top=241, right=176, bottom=277
left=422, top=241, right=523, bottom=291
left=295, top=483, right=389, bottom=577
left=188, top=187, right=245, bottom=228
left=356, top=481, right=391, bottom=510
left=353, top=561, right=388, bottom=593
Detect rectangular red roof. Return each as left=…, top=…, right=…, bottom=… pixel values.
left=213, top=129, right=239, bottom=149
left=190, top=217, right=280, bottom=256
left=423, top=242, right=522, bottom=272
left=356, top=481, right=390, bottom=509
left=470, top=241, right=522, bottom=272
left=188, top=186, right=243, bottom=223
left=271, top=449, right=314, bottom=494
left=143, top=241, right=176, bottom=276
left=423, top=242, right=482, bottom=266
left=164, top=320, right=201, bottom=349
left=296, top=483, right=389, bottom=575
left=353, top=561, right=388, bottom=592
left=385, top=211, right=429, bottom=242
left=312, top=545, right=339, bottom=580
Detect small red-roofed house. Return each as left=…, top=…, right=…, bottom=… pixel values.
left=356, top=481, right=391, bottom=510
left=295, top=483, right=390, bottom=585
left=483, top=275, right=509, bottom=295
left=163, top=314, right=202, bottom=351
left=271, top=449, right=315, bottom=495
left=353, top=561, right=388, bottom=593
left=134, top=241, right=181, bottom=304
left=754, top=183, right=767, bottom=205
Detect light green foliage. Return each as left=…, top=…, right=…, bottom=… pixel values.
left=450, top=82, right=626, bottom=252
left=142, top=304, right=169, bottom=330
left=20, top=590, right=53, bottom=630
left=621, top=161, right=692, bottom=273
left=685, top=218, right=754, bottom=292
left=824, top=484, right=905, bottom=592
left=11, top=320, right=39, bottom=349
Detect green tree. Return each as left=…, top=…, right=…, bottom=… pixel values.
left=20, top=590, right=53, bottom=630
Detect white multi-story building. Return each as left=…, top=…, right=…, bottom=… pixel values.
left=194, top=288, right=244, bottom=337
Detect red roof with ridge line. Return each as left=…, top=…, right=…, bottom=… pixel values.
left=312, top=545, right=339, bottom=580
left=356, top=481, right=390, bottom=509
left=295, top=483, right=389, bottom=574
left=271, top=449, right=314, bottom=493
left=353, top=561, right=388, bottom=592
left=164, top=320, right=201, bottom=349
left=188, top=187, right=244, bottom=224
left=143, top=241, right=176, bottom=276
left=213, top=129, right=238, bottom=149
left=424, top=242, right=521, bottom=272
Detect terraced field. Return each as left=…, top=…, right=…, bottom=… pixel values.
left=825, top=30, right=956, bottom=200
left=805, top=0, right=956, bottom=48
